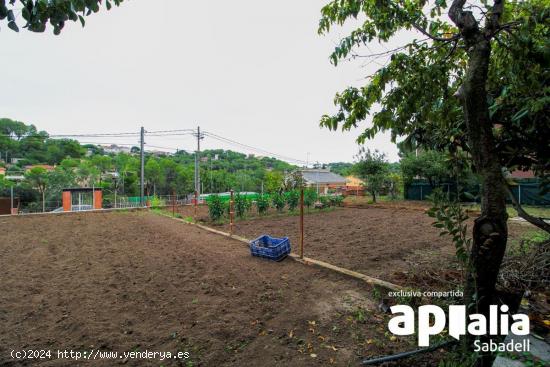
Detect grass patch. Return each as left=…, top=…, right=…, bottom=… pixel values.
left=462, top=204, right=550, bottom=219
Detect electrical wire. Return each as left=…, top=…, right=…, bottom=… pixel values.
left=202, top=131, right=308, bottom=165
left=1, top=128, right=309, bottom=165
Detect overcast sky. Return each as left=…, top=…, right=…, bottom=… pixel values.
left=1, top=0, right=402, bottom=164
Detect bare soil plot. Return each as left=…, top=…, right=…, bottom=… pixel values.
left=0, top=211, right=445, bottom=366
left=219, top=207, right=533, bottom=290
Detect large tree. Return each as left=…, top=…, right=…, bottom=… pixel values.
left=353, top=147, right=388, bottom=202
left=400, top=149, right=450, bottom=187
left=25, top=166, right=48, bottom=212
left=319, top=0, right=548, bottom=364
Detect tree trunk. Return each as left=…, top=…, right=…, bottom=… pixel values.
left=460, top=35, right=508, bottom=366
left=42, top=190, right=45, bottom=213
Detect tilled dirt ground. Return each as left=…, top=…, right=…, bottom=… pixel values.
left=219, top=207, right=533, bottom=289
left=0, top=211, right=445, bottom=367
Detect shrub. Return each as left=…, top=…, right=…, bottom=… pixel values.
left=234, top=193, right=252, bottom=218
left=329, top=195, right=344, bottom=207
left=256, top=194, right=270, bottom=215
left=271, top=192, right=286, bottom=212
left=318, top=195, right=329, bottom=208
left=286, top=190, right=300, bottom=211
left=303, top=189, right=317, bottom=208
left=207, top=194, right=225, bottom=222
left=150, top=195, right=165, bottom=208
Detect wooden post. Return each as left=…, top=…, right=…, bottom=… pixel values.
left=300, top=188, right=304, bottom=259
left=230, top=189, right=234, bottom=236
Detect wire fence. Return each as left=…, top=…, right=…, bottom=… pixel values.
left=405, top=181, right=550, bottom=206
left=2, top=194, right=195, bottom=215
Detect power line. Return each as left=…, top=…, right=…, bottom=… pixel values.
left=0, top=132, right=138, bottom=139
left=76, top=142, right=138, bottom=146
left=146, top=129, right=195, bottom=134
left=202, top=131, right=308, bottom=165
left=146, top=145, right=186, bottom=152
left=1, top=128, right=310, bottom=165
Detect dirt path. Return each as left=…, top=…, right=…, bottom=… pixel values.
left=0, top=211, right=438, bottom=366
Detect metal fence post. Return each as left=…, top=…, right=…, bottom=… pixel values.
left=300, top=188, right=304, bottom=259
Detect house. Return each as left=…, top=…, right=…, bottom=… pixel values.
left=100, top=144, right=131, bottom=154
left=344, top=175, right=366, bottom=196
left=10, top=158, right=23, bottom=164
left=509, top=170, right=535, bottom=179
left=24, top=164, right=55, bottom=172
left=345, top=176, right=364, bottom=189
left=300, top=169, right=347, bottom=194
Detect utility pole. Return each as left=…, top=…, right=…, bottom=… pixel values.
left=194, top=126, right=204, bottom=197
left=316, top=161, right=320, bottom=195
left=140, top=126, right=145, bottom=206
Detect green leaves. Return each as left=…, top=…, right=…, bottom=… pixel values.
left=1, top=0, right=124, bottom=34
left=7, top=18, right=17, bottom=31
left=285, top=190, right=300, bottom=211
left=320, top=35, right=466, bottom=150
left=271, top=192, right=286, bottom=212
left=207, top=194, right=225, bottom=222
left=427, top=189, right=471, bottom=267
left=234, top=193, right=252, bottom=218
left=256, top=194, right=270, bottom=215
left=303, top=189, right=317, bottom=208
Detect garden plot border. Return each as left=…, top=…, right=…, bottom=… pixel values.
left=156, top=211, right=404, bottom=292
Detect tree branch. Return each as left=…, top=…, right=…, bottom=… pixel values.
left=449, top=0, right=479, bottom=37
left=412, top=23, right=460, bottom=42
left=486, top=0, right=504, bottom=33
left=504, top=184, right=550, bottom=233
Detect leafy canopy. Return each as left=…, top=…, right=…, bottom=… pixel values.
left=401, top=150, right=449, bottom=186
left=318, top=0, right=549, bottom=190
left=0, top=0, right=124, bottom=34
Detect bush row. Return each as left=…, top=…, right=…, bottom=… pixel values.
left=206, top=190, right=344, bottom=222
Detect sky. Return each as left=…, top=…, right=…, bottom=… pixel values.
left=1, top=0, right=403, bottom=164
